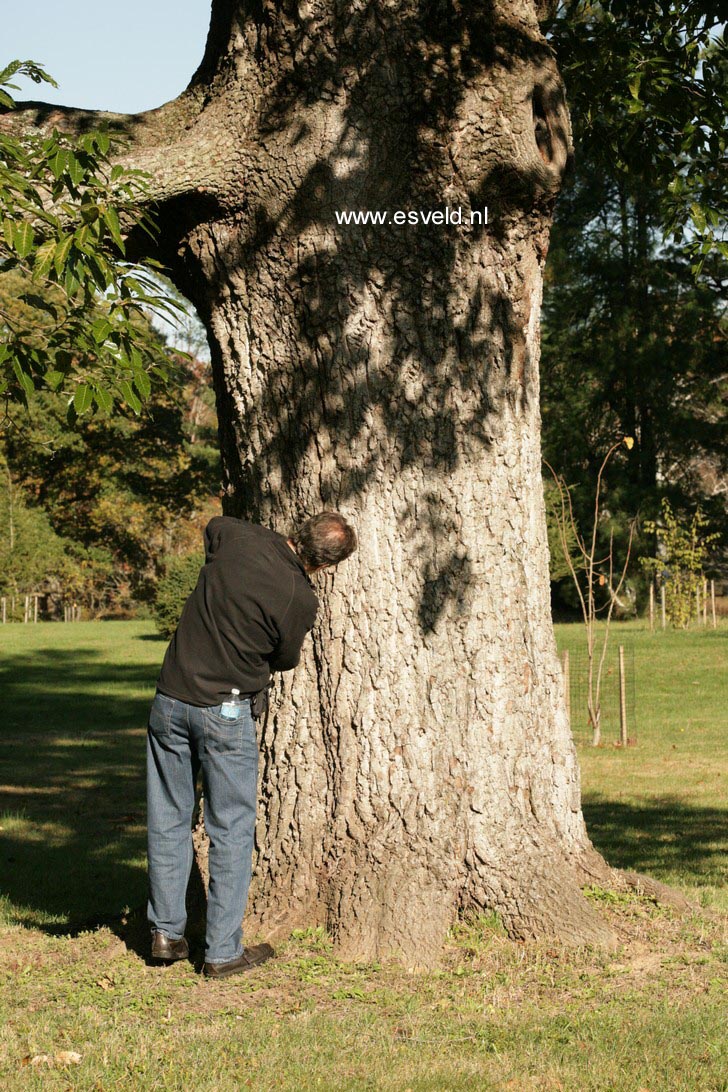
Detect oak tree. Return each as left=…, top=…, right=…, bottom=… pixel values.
left=5, top=0, right=688, bottom=964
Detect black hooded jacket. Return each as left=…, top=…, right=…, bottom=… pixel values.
left=156, top=516, right=319, bottom=706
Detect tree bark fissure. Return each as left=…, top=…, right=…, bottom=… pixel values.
left=11, top=0, right=668, bottom=963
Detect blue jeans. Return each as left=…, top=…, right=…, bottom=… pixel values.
left=146, top=691, right=258, bottom=963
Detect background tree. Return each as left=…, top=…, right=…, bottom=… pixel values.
left=0, top=269, right=221, bottom=612
left=546, top=438, right=635, bottom=745
left=547, top=2, right=728, bottom=266
left=0, top=451, right=78, bottom=614
left=4, top=1, right=693, bottom=963
left=153, top=551, right=205, bottom=638
left=0, top=367, right=220, bottom=612
left=640, top=498, right=719, bottom=628
left=542, top=3, right=727, bottom=607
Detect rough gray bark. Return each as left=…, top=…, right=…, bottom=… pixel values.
left=9, top=0, right=677, bottom=965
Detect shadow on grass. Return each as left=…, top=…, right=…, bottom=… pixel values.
left=583, top=795, right=728, bottom=888
left=0, top=645, right=156, bottom=929
left=3, top=641, right=725, bottom=937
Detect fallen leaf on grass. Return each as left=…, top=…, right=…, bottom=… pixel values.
left=21, top=1051, right=82, bottom=1069
left=26, top=1055, right=53, bottom=1068
left=56, top=1051, right=83, bottom=1065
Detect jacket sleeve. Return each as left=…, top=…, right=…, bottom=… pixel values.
left=268, top=585, right=318, bottom=672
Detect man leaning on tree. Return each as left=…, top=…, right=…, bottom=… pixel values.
left=146, top=510, right=357, bottom=979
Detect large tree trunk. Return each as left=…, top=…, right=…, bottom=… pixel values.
left=12, top=0, right=682, bottom=964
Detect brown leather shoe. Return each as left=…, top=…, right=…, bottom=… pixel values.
left=203, top=943, right=275, bottom=978
left=151, top=931, right=189, bottom=962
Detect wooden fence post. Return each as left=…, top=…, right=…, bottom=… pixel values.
left=23, top=595, right=29, bottom=624
left=696, top=586, right=701, bottom=626
left=619, top=645, right=628, bottom=747
left=703, top=578, right=708, bottom=626
left=33, top=595, right=39, bottom=623
left=1, top=597, right=5, bottom=624
left=711, top=579, right=717, bottom=629
left=661, top=585, right=666, bottom=629
left=649, top=583, right=655, bottom=633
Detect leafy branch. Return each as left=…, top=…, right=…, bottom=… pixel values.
left=0, top=59, right=185, bottom=421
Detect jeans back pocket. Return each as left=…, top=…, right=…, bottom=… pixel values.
left=203, top=705, right=252, bottom=755
left=148, top=692, right=175, bottom=742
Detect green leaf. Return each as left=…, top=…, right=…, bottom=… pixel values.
left=12, top=221, right=35, bottom=258
left=91, top=318, right=113, bottom=345
left=84, top=253, right=111, bottom=293
left=32, top=238, right=56, bottom=279
left=119, top=379, right=142, bottom=414
left=44, top=369, right=66, bottom=391
left=93, top=385, right=113, bottom=413
left=103, top=206, right=125, bottom=252
left=133, top=369, right=152, bottom=399
left=48, top=148, right=68, bottom=180
left=53, top=235, right=74, bottom=277
left=80, top=202, right=100, bottom=224
left=63, top=263, right=80, bottom=296
left=0, top=60, right=23, bottom=84
left=66, top=152, right=86, bottom=187
left=73, top=383, right=94, bottom=414
left=12, top=360, right=35, bottom=398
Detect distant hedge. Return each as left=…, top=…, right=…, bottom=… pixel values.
left=153, top=553, right=204, bottom=639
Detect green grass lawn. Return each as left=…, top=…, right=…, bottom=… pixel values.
left=0, top=621, right=163, bottom=928
left=554, top=621, right=727, bottom=908
left=0, top=619, right=726, bottom=1091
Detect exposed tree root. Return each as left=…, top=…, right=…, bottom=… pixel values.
left=571, top=843, right=694, bottom=912
left=611, top=869, right=694, bottom=911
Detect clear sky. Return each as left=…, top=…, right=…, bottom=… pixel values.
left=3, top=1, right=212, bottom=114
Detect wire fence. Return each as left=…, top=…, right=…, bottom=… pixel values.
left=561, top=644, right=636, bottom=746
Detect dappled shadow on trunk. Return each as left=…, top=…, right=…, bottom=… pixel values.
left=5, top=1, right=593, bottom=960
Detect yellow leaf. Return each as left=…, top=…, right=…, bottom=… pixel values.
left=56, top=1051, right=83, bottom=1066
left=29, top=1055, right=53, bottom=1067
left=623, top=436, right=634, bottom=449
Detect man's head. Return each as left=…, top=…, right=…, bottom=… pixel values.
left=289, top=511, right=357, bottom=573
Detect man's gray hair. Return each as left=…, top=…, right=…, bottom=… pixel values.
left=290, top=511, right=357, bottom=569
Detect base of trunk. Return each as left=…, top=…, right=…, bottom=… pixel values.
left=189, top=805, right=692, bottom=965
